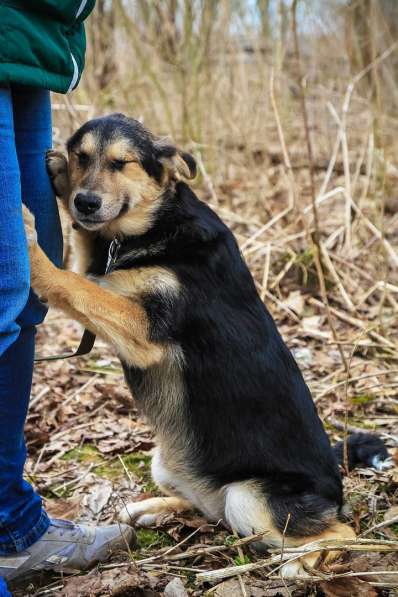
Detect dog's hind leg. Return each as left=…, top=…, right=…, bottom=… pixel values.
left=278, top=521, right=356, bottom=579
left=224, top=481, right=356, bottom=579
left=224, top=481, right=278, bottom=548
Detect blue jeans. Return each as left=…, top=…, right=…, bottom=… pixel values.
left=0, top=86, right=63, bottom=554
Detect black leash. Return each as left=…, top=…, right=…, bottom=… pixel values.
left=34, top=238, right=121, bottom=362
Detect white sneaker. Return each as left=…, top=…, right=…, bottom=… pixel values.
left=0, top=519, right=136, bottom=581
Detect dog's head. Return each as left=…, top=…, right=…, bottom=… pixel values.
left=51, top=114, right=196, bottom=236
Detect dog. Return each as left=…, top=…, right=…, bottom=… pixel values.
left=23, top=113, right=360, bottom=578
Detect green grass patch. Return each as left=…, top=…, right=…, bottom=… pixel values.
left=234, top=554, right=251, bottom=566
left=348, top=417, right=375, bottom=430
left=63, top=444, right=102, bottom=463
left=61, top=444, right=155, bottom=489
left=350, top=393, right=376, bottom=405
left=122, top=453, right=157, bottom=492
left=136, top=528, right=173, bottom=551
left=391, top=524, right=398, bottom=538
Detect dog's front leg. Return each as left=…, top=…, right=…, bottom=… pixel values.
left=23, top=206, right=164, bottom=369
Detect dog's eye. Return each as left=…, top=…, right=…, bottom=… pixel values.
left=75, top=152, right=89, bottom=168
left=111, top=160, right=127, bottom=171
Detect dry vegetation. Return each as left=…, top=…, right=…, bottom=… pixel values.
left=18, top=1, right=398, bottom=595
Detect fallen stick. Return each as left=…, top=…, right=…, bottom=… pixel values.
left=196, top=539, right=398, bottom=583
left=360, top=515, right=398, bottom=538
left=309, top=297, right=396, bottom=349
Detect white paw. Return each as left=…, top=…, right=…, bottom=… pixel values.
left=135, top=514, right=159, bottom=527
left=22, top=205, right=37, bottom=246
left=118, top=502, right=157, bottom=527
left=280, top=558, right=314, bottom=580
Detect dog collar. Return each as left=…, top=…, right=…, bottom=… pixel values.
left=105, top=238, right=121, bottom=273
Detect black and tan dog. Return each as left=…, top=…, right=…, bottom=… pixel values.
left=23, top=114, right=358, bottom=578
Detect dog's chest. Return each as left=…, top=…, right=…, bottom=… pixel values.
left=122, top=346, right=186, bottom=433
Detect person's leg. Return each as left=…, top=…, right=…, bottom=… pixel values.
left=13, top=86, right=63, bottom=297
left=0, top=88, right=135, bottom=580
left=0, top=86, right=50, bottom=556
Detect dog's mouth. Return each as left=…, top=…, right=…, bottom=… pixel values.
left=73, top=196, right=130, bottom=230
left=74, top=216, right=109, bottom=231
left=78, top=217, right=108, bottom=225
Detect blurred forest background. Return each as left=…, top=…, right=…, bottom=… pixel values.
left=25, top=2, right=398, bottom=595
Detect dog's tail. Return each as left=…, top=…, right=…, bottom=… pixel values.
left=333, top=432, right=392, bottom=471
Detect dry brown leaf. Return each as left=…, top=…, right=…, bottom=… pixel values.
left=164, top=578, right=188, bottom=597
left=348, top=552, right=398, bottom=584
left=320, top=578, right=377, bottom=597
left=213, top=578, right=296, bottom=597
left=97, top=438, right=131, bottom=454
left=301, top=315, right=330, bottom=340
left=384, top=505, right=398, bottom=522
left=45, top=497, right=81, bottom=520
left=284, top=290, right=305, bottom=316
left=56, top=566, right=160, bottom=596
left=82, top=479, right=113, bottom=516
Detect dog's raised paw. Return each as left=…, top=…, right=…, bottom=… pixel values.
left=22, top=204, right=37, bottom=246
left=46, top=150, right=70, bottom=198
left=46, top=150, right=68, bottom=177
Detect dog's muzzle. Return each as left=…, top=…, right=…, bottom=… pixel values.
left=74, top=193, right=102, bottom=216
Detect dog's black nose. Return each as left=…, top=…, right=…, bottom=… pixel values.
left=74, top=193, right=101, bottom=215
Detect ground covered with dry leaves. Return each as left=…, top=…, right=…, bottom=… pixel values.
left=13, top=146, right=398, bottom=597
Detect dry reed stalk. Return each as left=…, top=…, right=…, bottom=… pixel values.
left=316, top=368, right=398, bottom=400
left=291, top=0, right=348, bottom=373
left=196, top=539, right=398, bottom=583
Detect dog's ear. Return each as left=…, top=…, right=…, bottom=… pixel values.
left=155, top=141, right=197, bottom=181
left=46, top=150, right=70, bottom=201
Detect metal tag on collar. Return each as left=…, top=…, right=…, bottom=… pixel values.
left=105, top=238, right=121, bottom=274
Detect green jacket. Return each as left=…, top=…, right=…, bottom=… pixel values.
left=0, top=0, right=95, bottom=93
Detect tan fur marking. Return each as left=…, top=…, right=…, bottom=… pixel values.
left=68, top=154, right=90, bottom=187
left=104, top=178, right=162, bottom=238
left=106, top=140, right=139, bottom=162
left=79, top=132, right=97, bottom=156
left=96, top=267, right=180, bottom=300
left=71, top=228, right=95, bottom=274
left=28, top=243, right=164, bottom=368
